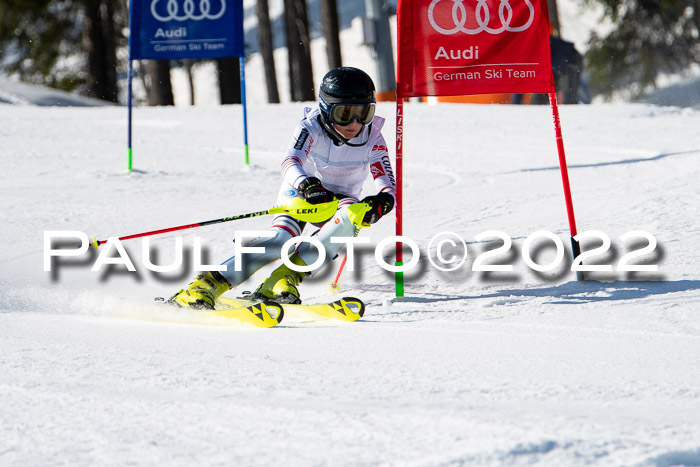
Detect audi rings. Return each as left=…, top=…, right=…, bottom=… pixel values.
left=428, top=0, right=535, bottom=35
left=151, top=0, right=226, bottom=22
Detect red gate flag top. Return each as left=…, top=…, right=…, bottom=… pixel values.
left=397, top=0, right=556, bottom=97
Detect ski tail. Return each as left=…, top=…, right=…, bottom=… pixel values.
left=282, top=297, right=365, bottom=322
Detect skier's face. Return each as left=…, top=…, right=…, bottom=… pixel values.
left=333, top=121, right=362, bottom=140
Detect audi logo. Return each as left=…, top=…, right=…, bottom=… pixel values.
left=150, top=0, right=226, bottom=22
left=428, top=0, right=535, bottom=35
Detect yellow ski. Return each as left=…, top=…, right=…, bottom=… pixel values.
left=282, top=297, right=365, bottom=322
left=215, top=298, right=284, bottom=328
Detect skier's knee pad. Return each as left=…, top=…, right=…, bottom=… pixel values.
left=296, top=207, right=358, bottom=276
left=219, top=227, right=294, bottom=286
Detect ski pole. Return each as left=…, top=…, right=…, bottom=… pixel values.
left=327, top=202, right=372, bottom=292
left=90, top=198, right=339, bottom=249
left=328, top=254, right=348, bottom=293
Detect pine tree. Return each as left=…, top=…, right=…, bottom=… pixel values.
left=585, top=0, right=700, bottom=97
left=0, top=0, right=82, bottom=90
left=217, top=57, right=241, bottom=104
left=321, top=0, right=342, bottom=70
left=0, top=0, right=126, bottom=102
left=284, top=0, right=314, bottom=102
left=257, top=0, right=280, bottom=103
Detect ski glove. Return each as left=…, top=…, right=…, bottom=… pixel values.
left=298, top=177, right=335, bottom=205
left=360, top=192, right=395, bottom=224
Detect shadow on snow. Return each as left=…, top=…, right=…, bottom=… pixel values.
left=392, top=280, right=700, bottom=306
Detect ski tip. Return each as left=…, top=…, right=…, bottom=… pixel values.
left=262, top=299, right=285, bottom=324
left=341, top=297, right=365, bottom=318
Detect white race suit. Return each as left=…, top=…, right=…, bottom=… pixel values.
left=218, top=107, right=397, bottom=287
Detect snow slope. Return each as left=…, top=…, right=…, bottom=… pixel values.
left=2, top=1, right=700, bottom=463
left=1, top=98, right=700, bottom=465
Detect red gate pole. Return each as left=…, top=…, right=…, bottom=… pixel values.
left=548, top=92, right=584, bottom=281
left=395, top=97, right=405, bottom=296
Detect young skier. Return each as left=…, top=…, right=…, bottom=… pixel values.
left=170, top=67, right=397, bottom=309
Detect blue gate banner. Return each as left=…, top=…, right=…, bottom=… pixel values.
left=129, top=0, right=244, bottom=60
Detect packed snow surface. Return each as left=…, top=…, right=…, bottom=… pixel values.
left=1, top=100, right=699, bottom=466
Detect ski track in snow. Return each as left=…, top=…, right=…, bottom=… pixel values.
left=1, top=99, right=700, bottom=466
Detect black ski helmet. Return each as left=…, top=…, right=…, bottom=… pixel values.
left=318, top=67, right=376, bottom=146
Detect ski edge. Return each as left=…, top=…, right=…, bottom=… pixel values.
left=214, top=299, right=284, bottom=328
left=154, top=296, right=284, bottom=328
left=282, top=296, right=365, bottom=322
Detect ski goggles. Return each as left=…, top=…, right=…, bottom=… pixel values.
left=328, top=103, right=376, bottom=126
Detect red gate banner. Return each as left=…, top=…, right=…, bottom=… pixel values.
left=397, top=0, right=556, bottom=97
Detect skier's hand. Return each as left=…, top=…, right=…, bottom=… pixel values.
left=298, top=177, right=335, bottom=205
left=360, top=192, right=395, bottom=224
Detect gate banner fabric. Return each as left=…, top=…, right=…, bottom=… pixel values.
left=397, top=0, right=555, bottom=97
left=129, top=0, right=244, bottom=60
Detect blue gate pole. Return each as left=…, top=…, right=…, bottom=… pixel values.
left=126, top=0, right=134, bottom=172
left=240, top=55, right=249, bottom=165
left=127, top=59, right=134, bottom=172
